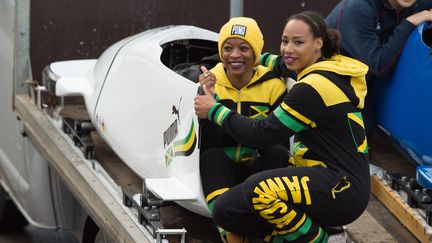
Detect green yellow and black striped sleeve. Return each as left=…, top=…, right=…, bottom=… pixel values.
left=260, top=53, right=279, bottom=71
left=208, top=82, right=325, bottom=149
left=274, top=82, right=325, bottom=132
left=208, top=102, right=291, bottom=149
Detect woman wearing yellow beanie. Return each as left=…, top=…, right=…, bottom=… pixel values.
left=198, top=17, right=289, bottom=243
left=217, top=17, right=264, bottom=66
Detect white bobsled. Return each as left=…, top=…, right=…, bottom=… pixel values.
left=46, top=25, right=219, bottom=216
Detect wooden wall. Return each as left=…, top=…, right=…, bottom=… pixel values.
left=30, top=0, right=339, bottom=81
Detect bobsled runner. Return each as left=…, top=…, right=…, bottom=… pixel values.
left=375, top=22, right=432, bottom=188
left=45, top=25, right=219, bottom=216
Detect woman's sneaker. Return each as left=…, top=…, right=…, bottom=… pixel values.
left=325, top=226, right=351, bottom=243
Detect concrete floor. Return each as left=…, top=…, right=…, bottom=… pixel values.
left=361, top=129, right=420, bottom=242
left=0, top=225, right=77, bottom=243
left=354, top=194, right=419, bottom=242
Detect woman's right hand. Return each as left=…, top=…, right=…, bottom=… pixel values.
left=199, top=66, right=216, bottom=95
left=194, top=85, right=216, bottom=119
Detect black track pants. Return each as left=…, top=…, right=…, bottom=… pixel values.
left=200, top=145, right=289, bottom=212
left=212, top=166, right=369, bottom=242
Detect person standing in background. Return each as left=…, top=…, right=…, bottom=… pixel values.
left=326, top=0, right=432, bottom=140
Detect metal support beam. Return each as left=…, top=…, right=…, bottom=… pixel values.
left=14, top=0, right=31, bottom=96
left=230, top=0, right=243, bottom=17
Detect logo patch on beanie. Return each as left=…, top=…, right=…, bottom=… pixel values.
left=231, top=25, right=247, bottom=37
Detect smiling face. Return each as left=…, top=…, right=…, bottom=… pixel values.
left=388, top=0, right=416, bottom=10
left=280, top=19, right=323, bottom=74
left=221, top=37, right=255, bottom=87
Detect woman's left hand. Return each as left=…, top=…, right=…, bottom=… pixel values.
left=199, top=66, right=216, bottom=95
left=406, top=9, right=432, bottom=26
left=195, top=85, right=216, bottom=119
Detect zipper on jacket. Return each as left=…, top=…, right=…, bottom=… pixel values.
left=236, top=89, right=242, bottom=160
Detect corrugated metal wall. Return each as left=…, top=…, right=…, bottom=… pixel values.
left=245, top=0, right=340, bottom=55
left=30, top=0, right=339, bottom=81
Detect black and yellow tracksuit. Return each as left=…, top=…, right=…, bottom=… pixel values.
left=199, top=63, right=289, bottom=236
left=208, top=55, right=370, bottom=242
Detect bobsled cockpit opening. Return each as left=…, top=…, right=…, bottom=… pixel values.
left=423, top=26, right=432, bottom=48
left=161, top=39, right=218, bottom=83
left=423, top=26, right=432, bottom=60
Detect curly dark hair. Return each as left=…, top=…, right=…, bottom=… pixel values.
left=287, top=11, right=341, bottom=58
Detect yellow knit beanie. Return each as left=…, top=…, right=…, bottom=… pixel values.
left=218, top=17, right=264, bottom=66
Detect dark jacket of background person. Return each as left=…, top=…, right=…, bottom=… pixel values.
left=326, top=0, right=432, bottom=138
left=326, top=0, right=432, bottom=79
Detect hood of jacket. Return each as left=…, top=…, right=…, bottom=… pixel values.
left=298, top=54, right=369, bottom=109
